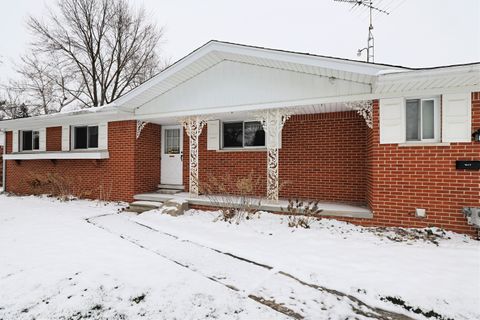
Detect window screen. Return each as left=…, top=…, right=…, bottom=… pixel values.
left=33, top=131, right=40, bottom=150
left=22, top=131, right=33, bottom=151
left=21, top=130, right=39, bottom=151
left=422, top=100, right=435, bottom=139
left=74, top=126, right=88, bottom=149
left=406, top=99, right=420, bottom=141
left=88, top=126, right=99, bottom=148
left=74, top=126, right=98, bottom=149
left=244, top=121, right=265, bottom=147
left=223, top=122, right=243, bottom=148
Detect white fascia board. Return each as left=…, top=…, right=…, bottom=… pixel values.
left=0, top=108, right=134, bottom=131
left=4, top=151, right=109, bottom=160
left=376, top=64, right=480, bottom=82
left=213, top=41, right=398, bottom=76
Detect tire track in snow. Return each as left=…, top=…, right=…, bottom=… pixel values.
left=86, top=213, right=414, bottom=320
left=85, top=214, right=298, bottom=319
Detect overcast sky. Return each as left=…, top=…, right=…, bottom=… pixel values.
left=0, top=0, right=479, bottom=82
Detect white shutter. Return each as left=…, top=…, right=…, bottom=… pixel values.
left=98, top=122, right=108, bottom=150
left=379, top=97, right=406, bottom=144
left=207, top=120, right=220, bottom=151
left=62, top=125, right=70, bottom=151
left=39, top=128, right=46, bottom=151
left=12, top=130, right=19, bottom=153
left=442, top=93, right=471, bottom=143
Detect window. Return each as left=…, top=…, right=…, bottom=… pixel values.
left=164, top=128, right=181, bottom=154
left=21, top=130, right=40, bottom=151
left=406, top=98, right=439, bottom=142
left=74, top=126, right=99, bottom=149
left=222, top=121, right=265, bottom=148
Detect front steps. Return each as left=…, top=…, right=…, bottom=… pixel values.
left=126, top=200, right=163, bottom=213
left=157, top=184, right=185, bottom=195
left=128, top=190, right=188, bottom=215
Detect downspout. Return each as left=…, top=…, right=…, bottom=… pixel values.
left=1, top=130, right=5, bottom=193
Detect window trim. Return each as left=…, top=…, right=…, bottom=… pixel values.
left=19, top=130, right=40, bottom=152
left=221, top=120, right=266, bottom=150
left=71, top=125, right=100, bottom=151
left=405, top=96, right=441, bottom=143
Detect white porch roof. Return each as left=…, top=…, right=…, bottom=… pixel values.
left=113, top=40, right=405, bottom=115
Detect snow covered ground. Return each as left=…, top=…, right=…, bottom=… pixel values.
left=0, top=195, right=479, bottom=320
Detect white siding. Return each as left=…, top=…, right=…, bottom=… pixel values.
left=379, top=98, right=406, bottom=144
left=442, top=93, right=472, bottom=143
left=137, top=60, right=371, bottom=116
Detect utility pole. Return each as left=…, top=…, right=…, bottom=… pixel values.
left=334, top=0, right=389, bottom=63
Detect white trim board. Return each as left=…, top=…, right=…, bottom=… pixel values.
left=4, top=151, right=109, bottom=160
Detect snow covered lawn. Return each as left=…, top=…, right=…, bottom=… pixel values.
left=0, top=195, right=479, bottom=320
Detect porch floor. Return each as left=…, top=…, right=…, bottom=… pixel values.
left=133, top=192, right=372, bottom=219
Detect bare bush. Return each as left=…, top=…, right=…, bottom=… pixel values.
left=282, top=199, right=323, bottom=229
left=26, top=172, right=93, bottom=201
left=200, top=171, right=263, bottom=224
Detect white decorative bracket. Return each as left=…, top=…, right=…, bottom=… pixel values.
left=254, top=108, right=292, bottom=201
left=180, top=116, right=208, bottom=197
left=136, top=121, right=148, bottom=139
left=345, top=100, right=373, bottom=129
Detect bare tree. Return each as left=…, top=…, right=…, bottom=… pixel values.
left=6, top=53, right=82, bottom=115
left=27, top=0, right=164, bottom=108
left=0, top=87, right=30, bottom=120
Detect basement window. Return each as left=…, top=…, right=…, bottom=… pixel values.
left=73, top=126, right=99, bottom=149
left=406, top=98, right=440, bottom=142
left=21, top=130, right=40, bottom=151
left=222, top=121, right=265, bottom=148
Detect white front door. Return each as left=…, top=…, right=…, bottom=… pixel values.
left=161, top=125, right=183, bottom=185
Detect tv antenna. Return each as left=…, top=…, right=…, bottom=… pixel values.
left=334, top=0, right=390, bottom=62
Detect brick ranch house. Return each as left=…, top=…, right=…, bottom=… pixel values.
left=1, top=41, right=479, bottom=235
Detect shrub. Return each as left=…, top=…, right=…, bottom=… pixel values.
left=282, top=199, right=323, bottom=229
left=200, top=171, right=263, bottom=224
left=26, top=171, right=92, bottom=201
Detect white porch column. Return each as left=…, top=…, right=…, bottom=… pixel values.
left=180, top=116, right=208, bottom=197
left=255, top=108, right=292, bottom=201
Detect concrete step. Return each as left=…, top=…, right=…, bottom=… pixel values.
left=125, top=200, right=163, bottom=214
left=157, top=184, right=185, bottom=191
left=157, top=188, right=182, bottom=195
left=134, top=193, right=173, bottom=202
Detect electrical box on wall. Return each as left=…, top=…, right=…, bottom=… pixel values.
left=456, top=161, right=480, bottom=170
left=415, top=208, right=426, bottom=218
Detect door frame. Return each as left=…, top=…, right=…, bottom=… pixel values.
left=161, top=125, right=183, bottom=185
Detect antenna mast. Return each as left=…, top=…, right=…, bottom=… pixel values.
left=334, top=0, right=389, bottom=62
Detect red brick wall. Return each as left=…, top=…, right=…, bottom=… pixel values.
left=134, top=123, right=161, bottom=194
left=47, top=127, right=62, bottom=151
left=183, top=111, right=368, bottom=204
left=183, top=130, right=267, bottom=196
left=280, top=112, right=367, bottom=204
left=364, top=93, right=480, bottom=235
left=4, top=121, right=161, bottom=202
